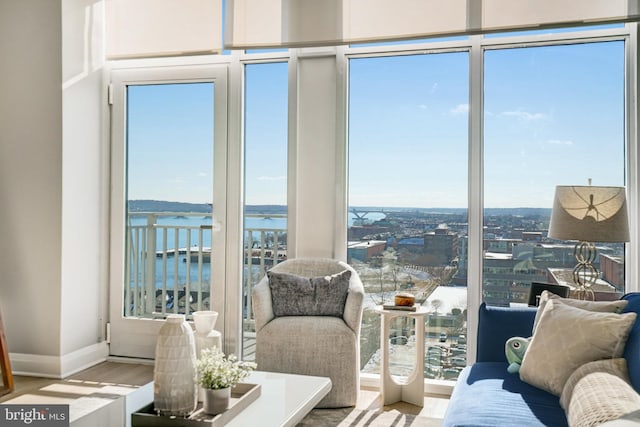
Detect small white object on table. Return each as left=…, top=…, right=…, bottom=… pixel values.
left=374, top=304, right=430, bottom=407
left=509, top=302, right=530, bottom=308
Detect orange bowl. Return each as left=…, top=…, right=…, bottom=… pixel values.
left=394, top=293, right=415, bottom=307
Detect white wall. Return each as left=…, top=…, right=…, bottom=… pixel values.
left=291, top=50, right=347, bottom=259
left=61, top=0, right=107, bottom=360
left=0, top=1, right=64, bottom=359
left=0, top=0, right=107, bottom=377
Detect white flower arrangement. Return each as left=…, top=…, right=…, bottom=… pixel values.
left=196, top=347, right=257, bottom=390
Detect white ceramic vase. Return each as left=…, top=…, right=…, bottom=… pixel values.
left=153, top=314, right=198, bottom=416
left=203, top=387, right=231, bottom=415
left=193, top=311, right=222, bottom=401
left=193, top=310, right=218, bottom=334
left=193, top=311, right=221, bottom=357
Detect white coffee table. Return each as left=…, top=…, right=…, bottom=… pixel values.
left=226, top=371, right=331, bottom=427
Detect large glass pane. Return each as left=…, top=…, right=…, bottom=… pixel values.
left=125, top=83, right=215, bottom=318
left=483, top=41, right=625, bottom=306
left=242, top=62, right=288, bottom=360
left=349, top=52, right=469, bottom=381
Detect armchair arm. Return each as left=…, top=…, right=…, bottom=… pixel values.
left=343, top=265, right=365, bottom=335
left=252, top=276, right=275, bottom=333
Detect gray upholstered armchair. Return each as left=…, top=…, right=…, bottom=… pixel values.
left=252, top=258, right=365, bottom=408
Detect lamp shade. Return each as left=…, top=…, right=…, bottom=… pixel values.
left=548, top=185, right=630, bottom=243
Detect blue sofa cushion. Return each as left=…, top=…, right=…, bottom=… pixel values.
left=477, top=303, right=536, bottom=363
left=442, top=362, right=568, bottom=427
left=623, top=293, right=640, bottom=393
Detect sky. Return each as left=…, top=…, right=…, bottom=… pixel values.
left=127, top=83, right=214, bottom=204
left=126, top=30, right=625, bottom=210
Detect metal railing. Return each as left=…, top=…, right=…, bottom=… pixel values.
left=243, top=227, right=287, bottom=328
left=125, top=212, right=286, bottom=321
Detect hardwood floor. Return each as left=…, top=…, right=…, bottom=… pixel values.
left=0, top=362, right=448, bottom=426
left=299, top=386, right=447, bottom=426
left=0, top=361, right=155, bottom=426
left=0, top=361, right=154, bottom=405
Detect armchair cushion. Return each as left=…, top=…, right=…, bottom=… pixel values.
left=267, top=269, right=351, bottom=317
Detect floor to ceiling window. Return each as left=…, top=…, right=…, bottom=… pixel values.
left=109, top=66, right=229, bottom=359
left=242, top=62, right=289, bottom=360
left=348, top=52, right=469, bottom=381
left=483, top=40, right=626, bottom=306
left=108, top=23, right=635, bottom=374
left=345, top=25, right=630, bottom=383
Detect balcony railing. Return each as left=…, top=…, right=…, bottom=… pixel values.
left=125, top=212, right=286, bottom=321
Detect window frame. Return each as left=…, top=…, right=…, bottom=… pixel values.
left=105, top=23, right=639, bottom=389
left=109, top=62, right=239, bottom=358
left=341, top=24, right=637, bottom=373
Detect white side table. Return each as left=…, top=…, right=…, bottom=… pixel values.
left=374, top=305, right=429, bottom=407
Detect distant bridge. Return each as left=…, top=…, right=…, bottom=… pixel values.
left=349, top=208, right=388, bottom=221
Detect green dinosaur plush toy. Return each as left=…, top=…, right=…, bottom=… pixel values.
left=505, top=337, right=531, bottom=374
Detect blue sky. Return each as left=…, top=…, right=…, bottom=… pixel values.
left=126, top=37, right=624, bottom=209
left=483, top=41, right=624, bottom=208
left=127, top=83, right=214, bottom=204
left=244, top=63, right=288, bottom=205
left=350, top=40, right=624, bottom=209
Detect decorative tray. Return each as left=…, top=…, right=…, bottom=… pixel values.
left=132, top=383, right=261, bottom=427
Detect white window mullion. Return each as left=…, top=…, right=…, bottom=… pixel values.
left=626, top=22, right=639, bottom=293
left=334, top=45, right=349, bottom=261
left=467, top=35, right=484, bottom=365
left=224, top=54, right=244, bottom=357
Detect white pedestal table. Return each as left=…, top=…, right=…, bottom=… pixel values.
left=374, top=305, right=429, bottom=407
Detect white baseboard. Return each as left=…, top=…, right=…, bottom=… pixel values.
left=360, top=372, right=454, bottom=397
left=61, top=342, right=110, bottom=377
left=10, top=341, right=109, bottom=378
left=360, top=372, right=380, bottom=389
left=107, top=355, right=154, bottom=366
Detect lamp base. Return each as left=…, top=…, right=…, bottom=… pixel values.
left=571, top=285, right=595, bottom=301
left=572, top=241, right=598, bottom=301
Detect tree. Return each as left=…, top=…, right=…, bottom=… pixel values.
left=431, top=298, right=443, bottom=314
left=424, top=265, right=458, bottom=287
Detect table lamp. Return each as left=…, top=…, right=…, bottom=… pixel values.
left=547, top=184, right=629, bottom=300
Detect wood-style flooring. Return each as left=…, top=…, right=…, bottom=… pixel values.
left=0, top=361, right=154, bottom=405
left=0, top=361, right=448, bottom=426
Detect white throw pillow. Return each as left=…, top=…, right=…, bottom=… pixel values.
left=565, top=370, right=640, bottom=427
left=532, top=291, right=628, bottom=334
left=599, top=418, right=640, bottom=427
left=560, top=358, right=629, bottom=410
left=520, top=299, right=636, bottom=396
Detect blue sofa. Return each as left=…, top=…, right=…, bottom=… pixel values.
left=442, top=293, right=640, bottom=427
